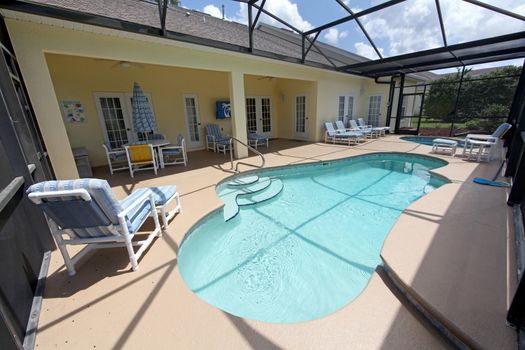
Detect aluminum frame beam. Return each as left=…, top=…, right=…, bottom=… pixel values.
left=3, top=0, right=525, bottom=78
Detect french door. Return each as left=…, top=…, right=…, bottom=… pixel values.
left=183, top=94, right=203, bottom=149
left=337, top=94, right=355, bottom=120
left=94, top=93, right=134, bottom=149
left=246, top=96, right=272, bottom=137
left=294, top=95, right=308, bottom=138
left=94, top=92, right=156, bottom=148
left=368, top=94, right=382, bottom=127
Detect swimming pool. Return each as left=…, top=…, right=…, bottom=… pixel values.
left=178, top=153, right=449, bottom=323
left=401, top=136, right=464, bottom=147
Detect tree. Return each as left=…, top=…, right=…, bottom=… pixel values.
left=423, top=66, right=521, bottom=130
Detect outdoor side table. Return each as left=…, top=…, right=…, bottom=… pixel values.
left=72, top=147, right=93, bottom=177
left=431, top=138, right=457, bottom=156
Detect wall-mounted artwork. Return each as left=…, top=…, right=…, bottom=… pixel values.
left=61, top=101, right=86, bottom=123
left=216, top=101, right=231, bottom=119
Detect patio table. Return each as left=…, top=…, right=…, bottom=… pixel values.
left=124, top=139, right=170, bottom=168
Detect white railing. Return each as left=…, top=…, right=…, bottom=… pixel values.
left=228, top=136, right=265, bottom=173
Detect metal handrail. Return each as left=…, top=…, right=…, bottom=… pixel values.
left=228, top=136, right=265, bottom=173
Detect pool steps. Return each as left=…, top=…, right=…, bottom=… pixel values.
left=220, top=176, right=284, bottom=221
left=226, top=175, right=259, bottom=187
left=237, top=179, right=283, bottom=206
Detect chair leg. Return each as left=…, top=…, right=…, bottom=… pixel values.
left=123, top=234, right=138, bottom=271
left=50, top=222, right=76, bottom=276
left=57, top=242, right=76, bottom=276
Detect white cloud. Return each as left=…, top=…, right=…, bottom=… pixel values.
left=323, top=28, right=349, bottom=45
left=235, top=0, right=312, bottom=31
left=360, top=0, right=525, bottom=57
left=354, top=42, right=384, bottom=59
left=203, top=4, right=223, bottom=19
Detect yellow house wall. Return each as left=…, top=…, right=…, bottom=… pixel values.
left=4, top=14, right=395, bottom=177
left=275, top=78, right=317, bottom=140
left=46, top=53, right=231, bottom=167
left=315, top=76, right=370, bottom=140
left=358, top=79, right=392, bottom=128
left=244, top=75, right=280, bottom=138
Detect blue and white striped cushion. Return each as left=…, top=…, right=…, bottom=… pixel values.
left=27, top=179, right=124, bottom=238
left=248, top=133, right=267, bottom=141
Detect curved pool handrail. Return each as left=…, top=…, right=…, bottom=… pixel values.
left=228, top=136, right=266, bottom=173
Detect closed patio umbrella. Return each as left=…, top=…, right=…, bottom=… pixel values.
left=132, top=82, right=157, bottom=142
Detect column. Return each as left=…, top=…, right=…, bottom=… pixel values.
left=6, top=19, right=78, bottom=179
left=228, top=70, right=248, bottom=158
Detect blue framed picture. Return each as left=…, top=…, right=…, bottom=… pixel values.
left=216, top=101, right=231, bottom=119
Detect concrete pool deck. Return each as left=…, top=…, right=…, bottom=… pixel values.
left=35, top=137, right=516, bottom=349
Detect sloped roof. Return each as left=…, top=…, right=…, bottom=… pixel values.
left=4, top=0, right=443, bottom=81
left=21, top=0, right=367, bottom=68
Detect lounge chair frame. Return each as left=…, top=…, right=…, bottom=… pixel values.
left=28, top=188, right=161, bottom=276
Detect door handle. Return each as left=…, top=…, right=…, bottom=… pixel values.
left=126, top=128, right=131, bottom=131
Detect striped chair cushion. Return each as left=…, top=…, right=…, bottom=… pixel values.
left=206, top=124, right=229, bottom=142
left=26, top=179, right=124, bottom=238
left=248, top=133, right=267, bottom=141
left=121, top=186, right=177, bottom=233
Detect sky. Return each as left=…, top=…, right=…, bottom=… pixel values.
left=178, top=0, right=525, bottom=71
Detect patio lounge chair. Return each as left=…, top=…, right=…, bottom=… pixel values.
left=324, top=122, right=361, bottom=145
left=205, top=124, right=230, bottom=152
left=348, top=120, right=377, bottom=138
left=248, top=133, right=269, bottom=149
left=462, top=122, right=512, bottom=161
left=125, top=144, right=158, bottom=178
left=334, top=121, right=366, bottom=142
left=102, top=143, right=128, bottom=175
left=159, top=134, right=188, bottom=167
left=357, top=118, right=389, bottom=136
left=26, top=179, right=181, bottom=275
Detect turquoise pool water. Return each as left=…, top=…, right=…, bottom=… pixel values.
left=401, top=136, right=464, bottom=147
left=178, top=153, right=448, bottom=323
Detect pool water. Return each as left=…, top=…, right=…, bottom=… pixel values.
left=178, top=153, right=448, bottom=323
left=401, top=136, right=464, bottom=147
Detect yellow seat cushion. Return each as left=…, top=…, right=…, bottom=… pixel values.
left=129, top=145, right=153, bottom=163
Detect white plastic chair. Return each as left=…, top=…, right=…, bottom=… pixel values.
left=357, top=118, right=389, bottom=136
left=102, top=143, right=128, bottom=174
left=349, top=120, right=377, bottom=138
left=159, top=134, right=188, bottom=167
left=125, top=144, right=158, bottom=178
left=462, top=122, right=512, bottom=161
left=27, top=179, right=162, bottom=275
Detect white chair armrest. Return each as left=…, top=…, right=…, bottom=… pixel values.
left=118, top=190, right=154, bottom=219
left=107, top=149, right=125, bottom=155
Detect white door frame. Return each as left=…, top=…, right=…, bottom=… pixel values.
left=93, top=92, right=134, bottom=147
left=367, top=94, right=383, bottom=126
left=293, top=94, right=308, bottom=139
left=246, top=95, right=272, bottom=137
left=182, top=94, right=203, bottom=149
left=337, top=93, right=356, bottom=122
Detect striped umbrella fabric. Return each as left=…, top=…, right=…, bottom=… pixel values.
left=132, top=82, right=157, bottom=138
